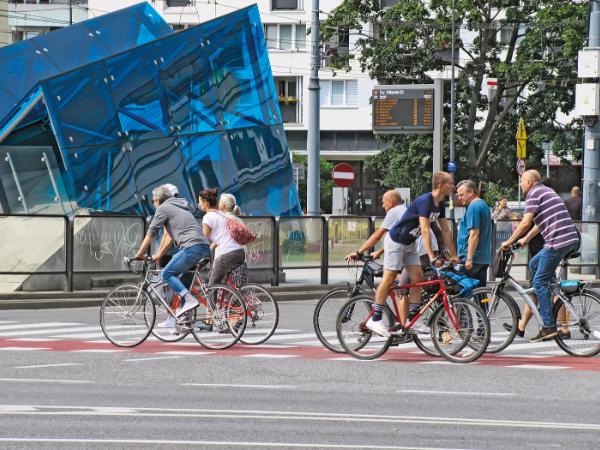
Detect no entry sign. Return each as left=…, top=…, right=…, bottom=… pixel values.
left=332, top=163, right=355, bottom=188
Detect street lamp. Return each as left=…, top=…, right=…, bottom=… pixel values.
left=449, top=0, right=456, bottom=218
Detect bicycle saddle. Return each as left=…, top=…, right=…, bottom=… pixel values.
left=565, top=250, right=580, bottom=260
left=195, top=257, right=211, bottom=271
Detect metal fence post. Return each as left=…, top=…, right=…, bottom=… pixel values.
left=489, top=221, right=496, bottom=283
left=272, top=216, right=280, bottom=286
left=66, top=216, right=74, bottom=292
left=321, top=216, right=329, bottom=285
left=597, top=224, right=600, bottom=278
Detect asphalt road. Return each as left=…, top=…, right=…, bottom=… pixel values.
left=0, top=301, right=598, bottom=449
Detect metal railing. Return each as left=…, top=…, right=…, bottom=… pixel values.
left=0, top=213, right=598, bottom=290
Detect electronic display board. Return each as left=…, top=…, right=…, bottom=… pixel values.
left=372, top=85, right=434, bottom=133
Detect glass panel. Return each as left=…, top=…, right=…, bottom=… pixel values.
left=227, top=125, right=301, bottom=215
left=242, top=217, right=273, bottom=269
left=346, top=80, right=358, bottom=106
left=62, top=144, right=141, bottom=214
left=280, top=217, right=322, bottom=268
left=127, top=137, right=191, bottom=214
left=272, top=0, right=298, bottom=9
left=295, top=25, right=306, bottom=50
left=73, top=216, right=145, bottom=272
left=328, top=217, right=371, bottom=266
left=576, top=222, right=598, bottom=265
left=201, top=7, right=280, bottom=128
left=106, top=46, right=174, bottom=141
left=280, top=25, right=292, bottom=50
left=374, top=217, right=384, bottom=252
left=41, top=63, right=122, bottom=148
left=179, top=132, right=237, bottom=197
left=493, top=220, right=528, bottom=265
left=331, top=80, right=345, bottom=105
left=155, top=30, right=224, bottom=136
left=265, top=25, right=278, bottom=49
left=0, top=216, right=65, bottom=273
left=0, top=2, right=172, bottom=123
left=0, top=146, right=74, bottom=215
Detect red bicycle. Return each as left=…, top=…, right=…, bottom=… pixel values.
left=336, top=264, right=490, bottom=363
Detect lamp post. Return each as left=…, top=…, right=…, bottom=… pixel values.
left=449, top=0, right=456, bottom=219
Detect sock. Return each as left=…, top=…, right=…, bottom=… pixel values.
left=371, top=303, right=384, bottom=321
left=408, top=303, right=420, bottom=320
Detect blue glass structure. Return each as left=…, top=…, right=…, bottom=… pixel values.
left=0, top=3, right=301, bottom=217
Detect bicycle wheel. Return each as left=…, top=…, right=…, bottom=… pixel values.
left=553, top=289, right=600, bottom=357
left=238, top=284, right=279, bottom=345
left=469, top=287, right=519, bottom=353
left=314, top=287, right=370, bottom=353
left=430, top=298, right=490, bottom=363
left=149, top=292, right=188, bottom=343
left=100, top=284, right=154, bottom=347
left=191, top=284, right=247, bottom=350
left=337, top=295, right=393, bottom=360
left=411, top=304, right=441, bottom=357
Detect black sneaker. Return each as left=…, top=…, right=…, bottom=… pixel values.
left=530, top=327, right=558, bottom=342
left=390, top=334, right=412, bottom=346
left=503, top=323, right=524, bottom=338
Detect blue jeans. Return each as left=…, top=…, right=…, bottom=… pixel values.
left=161, top=244, right=210, bottom=296
left=528, top=243, right=578, bottom=329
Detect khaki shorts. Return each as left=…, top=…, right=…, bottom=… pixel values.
left=383, top=234, right=420, bottom=271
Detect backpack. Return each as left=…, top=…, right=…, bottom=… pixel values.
left=217, top=212, right=256, bottom=245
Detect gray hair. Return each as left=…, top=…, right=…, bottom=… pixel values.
left=219, top=193, right=242, bottom=216
left=456, top=179, right=477, bottom=194
left=151, top=185, right=173, bottom=204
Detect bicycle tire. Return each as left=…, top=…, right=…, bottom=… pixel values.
left=149, top=293, right=189, bottom=343
left=337, top=295, right=393, bottom=360
left=100, top=283, right=154, bottom=348
left=553, top=288, right=600, bottom=357
left=238, top=284, right=279, bottom=345
left=411, top=304, right=441, bottom=357
left=469, top=287, right=519, bottom=353
left=191, top=284, right=247, bottom=350
left=430, top=297, right=490, bottom=363
left=313, top=287, right=371, bottom=353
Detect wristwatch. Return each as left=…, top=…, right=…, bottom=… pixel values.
left=466, top=257, right=473, bottom=262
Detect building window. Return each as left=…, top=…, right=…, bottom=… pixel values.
left=166, top=0, right=191, bottom=7
left=320, top=80, right=358, bottom=107
left=264, top=24, right=306, bottom=51
left=276, top=77, right=302, bottom=123
left=272, top=0, right=300, bottom=10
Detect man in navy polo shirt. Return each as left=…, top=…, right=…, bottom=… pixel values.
left=501, top=170, right=579, bottom=342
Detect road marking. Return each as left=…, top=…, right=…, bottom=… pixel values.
left=0, top=325, right=107, bottom=337
left=15, top=363, right=82, bottom=370
left=0, top=405, right=598, bottom=432
left=179, top=383, right=294, bottom=389
left=0, top=347, right=51, bottom=351
left=8, top=338, right=55, bottom=342
left=0, top=438, right=455, bottom=449
left=327, top=357, right=376, bottom=362
left=418, top=361, right=456, bottom=365
left=157, top=351, right=211, bottom=356
left=124, top=356, right=183, bottom=362
left=0, top=322, right=81, bottom=331
left=0, top=378, right=91, bottom=384
left=242, top=354, right=299, bottom=359
left=70, top=349, right=126, bottom=353
left=506, top=364, right=570, bottom=370
left=396, top=390, right=516, bottom=398
left=496, top=354, right=547, bottom=359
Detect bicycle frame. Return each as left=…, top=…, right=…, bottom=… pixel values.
left=493, top=250, right=581, bottom=328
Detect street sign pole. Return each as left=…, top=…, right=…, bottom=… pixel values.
left=306, top=0, right=320, bottom=216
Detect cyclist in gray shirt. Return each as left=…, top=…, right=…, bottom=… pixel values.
left=134, top=185, right=210, bottom=317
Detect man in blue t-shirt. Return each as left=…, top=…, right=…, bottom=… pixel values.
left=456, top=179, right=492, bottom=288
left=366, top=172, right=458, bottom=338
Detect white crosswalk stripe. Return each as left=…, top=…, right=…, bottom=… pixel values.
left=0, top=320, right=581, bottom=357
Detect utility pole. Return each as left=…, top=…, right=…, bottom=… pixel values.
left=306, top=0, right=320, bottom=216
left=69, top=0, right=73, bottom=26
left=582, top=0, right=600, bottom=222
left=448, top=0, right=457, bottom=219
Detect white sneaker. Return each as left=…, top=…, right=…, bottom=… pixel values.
left=176, top=294, right=199, bottom=317
left=157, top=316, right=175, bottom=329
left=592, top=330, right=600, bottom=340
left=366, top=317, right=390, bottom=337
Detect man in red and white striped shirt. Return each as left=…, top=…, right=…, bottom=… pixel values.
left=501, top=170, right=579, bottom=342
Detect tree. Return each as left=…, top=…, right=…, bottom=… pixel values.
left=322, top=0, right=587, bottom=196
left=292, top=154, right=334, bottom=213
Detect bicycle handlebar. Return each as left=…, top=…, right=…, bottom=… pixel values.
left=123, top=256, right=153, bottom=275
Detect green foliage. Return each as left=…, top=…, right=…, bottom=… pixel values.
left=292, top=154, right=334, bottom=213
left=322, top=0, right=587, bottom=197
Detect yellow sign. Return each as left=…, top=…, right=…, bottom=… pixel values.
left=516, top=117, right=527, bottom=159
